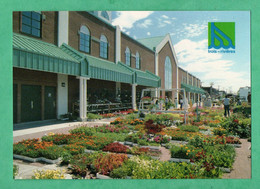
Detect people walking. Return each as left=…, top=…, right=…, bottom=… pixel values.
left=223, top=95, right=230, bottom=117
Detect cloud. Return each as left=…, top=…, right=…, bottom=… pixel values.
left=175, top=39, right=250, bottom=92
left=147, top=32, right=151, bottom=36
left=136, top=19, right=152, bottom=28
left=163, top=20, right=172, bottom=24
left=112, top=11, right=154, bottom=31
left=162, top=15, right=169, bottom=19
left=182, top=22, right=208, bottom=38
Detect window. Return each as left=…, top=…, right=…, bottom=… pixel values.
left=100, top=35, right=108, bottom=59
left=164, top=56, right=172, bottom=89
left=125, top=47, right=131, bottom=66
left=101, top=11, right=109, bottom=20
left=79, top=26, right=90, bottom=53
left=21, top=11, right=41, bottom=37
left=135, top=52, right=140, bottom=69
left=182, top=75, right=186, bottom=83
left=189, top=77, right=192, bottom=85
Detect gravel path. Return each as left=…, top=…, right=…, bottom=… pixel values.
left=159, top=147, right=171, bottom=161
left=222, top=139, right=251, bottom=179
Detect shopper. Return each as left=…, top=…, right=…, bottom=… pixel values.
left=223, top=95, right=230, bottom=117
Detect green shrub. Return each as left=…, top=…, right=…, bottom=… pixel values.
left=39, top=146, right=64, bottom=160
left=13, top=165, right=19, bottom=179
left=144, top=113, right=180, bottom=126
left=221, top=116, right=251, bottom=138
left=188, top=135, right=204, bottom=148
left=178, top=125, right=199, bottom=132
left=41, top=134, right=71, bottom=145
left=170, top=145, right=197, bottom=159
left=125, top=113, right=139, bottom=122
left=61, top=151, right=73, bottom=164
left=69, top=126, right=96, bottom=136
left=70, top=153, right=100, bottom=177
left=87, top=113, right=102, bottom=120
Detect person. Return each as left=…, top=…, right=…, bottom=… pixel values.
left=165, top=96, right=169, bottom=110
left=155, top=99, right=159, bottom=110
left=223, top=95, right=230, bottom=117
left=179, top=98, right=183, bottom=110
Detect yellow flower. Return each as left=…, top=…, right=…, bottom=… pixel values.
left=185, top=147, right=188, bottom=149
left=187, top=150, right=191, bottom=153
left=186, top=153, right=188, bottom=155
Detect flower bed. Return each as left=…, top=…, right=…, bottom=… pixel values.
left=13, top=139, right=64, bottom=160
left=14, top=108, right=245, bottom=179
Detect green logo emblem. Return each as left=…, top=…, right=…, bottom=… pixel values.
left=208, top=22, right=235, bottom=49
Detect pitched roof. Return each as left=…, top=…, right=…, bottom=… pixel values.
left=137, top=35, right=165, bottom=50
left=13, top=33, right=78, bottom=63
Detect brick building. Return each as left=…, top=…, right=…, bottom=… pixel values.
left=13, top=11, right=203, bottom=123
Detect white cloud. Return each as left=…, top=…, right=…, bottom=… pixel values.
left=175, top=39, right=250, bottom=92
left=162, top=15, right=169, bottom=19
left=182, top=22, right=208, bottom=38
left=112, top=11, right=154, bottom=31
left=136, top=19, right=152, bottom=28
left=172, top=17, right=177, bottom=20
left=163, top=20, right=171, bottom=24
left=147, top=32, right=151, bottom=36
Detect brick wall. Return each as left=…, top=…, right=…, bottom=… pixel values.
left=121, top=34, right=155, bottom=73
left=13, top=11, right=58, bottom=45
left=158, top=42, right=177, bottom=89
left=68, top=11, right=116, bottom=63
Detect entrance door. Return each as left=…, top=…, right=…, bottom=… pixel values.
left=13, top=84, right=17, bottom=123
left=44, top=86, right=56, bottom=120
left=21, top=85, right=42, bottom=122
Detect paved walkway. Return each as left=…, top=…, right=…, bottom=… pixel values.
left=159, top=147, right=171, bottom=161
left=13, top=119, right=113, bottom=143
left=222, top=139, right=251, bottom=179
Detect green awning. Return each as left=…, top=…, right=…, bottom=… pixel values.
left=13, top=33, right=161, bottom=88
left=13, top=33, right=82, bottom=76
left=60, top=44, right=134, bottom=84
left=118, top=62, right=161, bottom=88
left=181, top=83, right=205, bottom=94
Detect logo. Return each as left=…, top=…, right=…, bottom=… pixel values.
left=208, top=22, right=235, bottom=53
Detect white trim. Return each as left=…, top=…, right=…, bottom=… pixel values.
left=58, top=11, right=69, bottom=47
left=155, top=52, right=159, bottom=76
left=115, top=25, right=121, bottom=63
left=155, top=34, right=178, bottom=67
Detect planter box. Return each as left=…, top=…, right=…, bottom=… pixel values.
left=140, top=145, right=160, bottom=150
left=227, top=144, right=241, bottom=148
left=39, top=157, right=60, bottom=164
left=170, top=140, right=188, bottom=145
left=96, top=173, right=112, bottom=179
left=124, top=141, right=134, bottom=146
left=13, top=154, right=37, bottom=163
left=84, top=149, right=96, bottom=153
left=219, top=167, right=231, bottom=173
left=13, top=154, right=60, bottom=164
left=151, top=156, right=160, bottom=160
left=169, top=158, right=190, bottom=163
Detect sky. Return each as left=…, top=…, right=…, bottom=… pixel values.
left=111, top=11, right=250, bottom=94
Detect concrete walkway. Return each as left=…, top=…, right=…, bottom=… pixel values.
left=13, top=119, right=113, bottom=143
left=222, top=139, right=251, bottom=179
